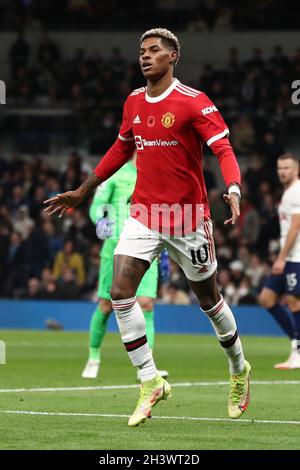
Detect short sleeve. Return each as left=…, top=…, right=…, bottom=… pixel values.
left=291, top=187, right=300, bottom=214
left=192, top=92, right=229, bottom=146
left=118, top=99, right=134, bottom=142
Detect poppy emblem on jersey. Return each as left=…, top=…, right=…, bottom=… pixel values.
left=147, top=116, right=155, bottom=127
left=161, top=112, right=175, bottom=128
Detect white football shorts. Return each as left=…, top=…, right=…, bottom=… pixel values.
left=114, top=216, right=217, bottom=282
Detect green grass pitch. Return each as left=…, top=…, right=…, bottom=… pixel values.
left=0, top=330, right=299, bottom=450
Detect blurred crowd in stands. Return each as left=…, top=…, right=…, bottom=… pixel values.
left=5, top=30, right=299, bottom=155
left=0, top=0, right=297, bottom=31
left=0, top=145, right=283, bottom=304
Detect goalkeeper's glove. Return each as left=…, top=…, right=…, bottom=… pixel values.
left=159, top=248, right=170, bottom=283
left=96, top=216, right=115, bottom=240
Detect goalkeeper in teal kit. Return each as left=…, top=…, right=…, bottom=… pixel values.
left=82, top=153, right=168, bottom=380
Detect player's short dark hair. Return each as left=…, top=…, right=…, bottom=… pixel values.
left=278, top=153, right=299, bottom=164
left=140, top=28, right=180, bottom=66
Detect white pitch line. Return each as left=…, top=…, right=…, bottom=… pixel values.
left=1, top=410, right=300, bottom=426
left=0, top=380, right=300, bottom=393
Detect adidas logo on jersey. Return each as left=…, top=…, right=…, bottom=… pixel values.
left=133, top=115, right=141, bottom=124
left=201, top=105, right=217, bottom=116
left=197, top=266, right=208, bottom=273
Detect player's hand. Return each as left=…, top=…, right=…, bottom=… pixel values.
left=96, top=217, right=115, bottom=239
left=223, top=192, right=240, bottom=225
left=159, top=248, right=170, bottom=283
left=272, top=257, right=285, bottom=275
left=43, top=189, right=84, bottom=218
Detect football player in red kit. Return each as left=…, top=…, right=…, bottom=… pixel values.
left=44, top=28, right=251, bottom=427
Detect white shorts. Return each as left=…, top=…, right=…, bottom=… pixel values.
left=114, top=217, right=217, bottom=282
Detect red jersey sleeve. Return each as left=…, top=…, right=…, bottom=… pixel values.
left=210, top=137, right=241, bottom=187
left=191, top=92, right=229, bottom=146
left=94, top=99, right=136, bottom=181
left=118, top=98, right=134, bottom=142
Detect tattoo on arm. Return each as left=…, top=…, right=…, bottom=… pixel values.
left=78, top=173, right=102, bottom=197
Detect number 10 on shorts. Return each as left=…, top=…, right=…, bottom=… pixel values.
left=0, top=341, right=6, bottom=364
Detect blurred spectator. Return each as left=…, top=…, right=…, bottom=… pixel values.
left=108, top=47, right=127, bottom=79
left=39, top=278, right=60, bottom=300
left=2, top=231, right=26, bottom=297
left=235, top=277, right=257, bottom=305
left=12, top=205, right=34, bottom=239
left=244, top=153, right=270, bottom=204
left=239, top=196, right=260, bottom=246
left=66, top=208, right=95, bottom=246
left=258, top=131, right=285, bottom=173
left=218, top=268, right=237, bottom=305
left=214, top=7, right=233, bottom=31
left=231, top=117, right=255, bottom=154
left=23, top=224, right=49, bottom=278
left=40, top=267, right=54, bottom=288
left=0, top=218, right=12, bottom=293
left=29, top=186, right=47, bottom=221
left=229, top=260, right=245, bottom=287
left=8, top=185, right=27, bottom=216
left=269, top=45, right=290, bottom=69
left=61, top=166, right=81, bottom=192
left=9, top=31, right=30, bottom=76
left=83, top=242, right=100, bottom=297
left=46, top=177, right=61, bottom=199
left=67, top=0, right=93, bottom=26
left=257, top=192, right=280, bottom=255
left=37, top=33, right=60, bottom=70
left=42, top=220, right=64, bottom=264
left=24, top=277, right=42, bottom=299
left=203, top=158, right=216, bottom=193
left=160, top=282, right=191, bottom=305
left=209, top=190, right=228, bottom=225
left=52, top=239, right=86, bottom=286
left=58, top=267, right=81, bottom=299
left=246, top=254, right=268, bottom=289
left=214, top=227, right=234, bottom=268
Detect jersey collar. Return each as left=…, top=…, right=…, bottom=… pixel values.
left=145, top=78, right=179, bottom=103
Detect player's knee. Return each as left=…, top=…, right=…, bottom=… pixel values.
left=258, top=291, right=275, bottom=309
left=99, top=299, right=112, bottom=315
left=199, top=294, right=221, bottom=312
left=286, top=296, right=300, bottom=312
left=110, top=286, right=123, bottom=301
left=110, top=285, right=135, bottom=301
left=138, top=297, right=153, bottom=312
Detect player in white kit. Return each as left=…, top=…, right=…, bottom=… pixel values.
left=259, top=153, right=300, bottom=369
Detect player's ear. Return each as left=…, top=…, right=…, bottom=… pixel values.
left=169, top=50, right=177, bottom=66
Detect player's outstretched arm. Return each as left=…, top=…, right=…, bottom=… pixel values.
left=44, top=173, right=101, bottom=218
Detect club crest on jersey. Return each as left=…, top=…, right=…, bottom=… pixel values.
left=147, top=116, right=155, bottom=127
left=161, top=112, right=175, bottom=128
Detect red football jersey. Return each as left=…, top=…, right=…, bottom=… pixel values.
left=95, top=78, right=238, bottom=234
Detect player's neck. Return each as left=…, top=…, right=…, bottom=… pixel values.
left=146, top=73, right=175, bottom=98
left=284, top=177, right=299, bottom=190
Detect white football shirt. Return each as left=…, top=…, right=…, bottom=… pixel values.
left=278, top=179, right=300, bottom=262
